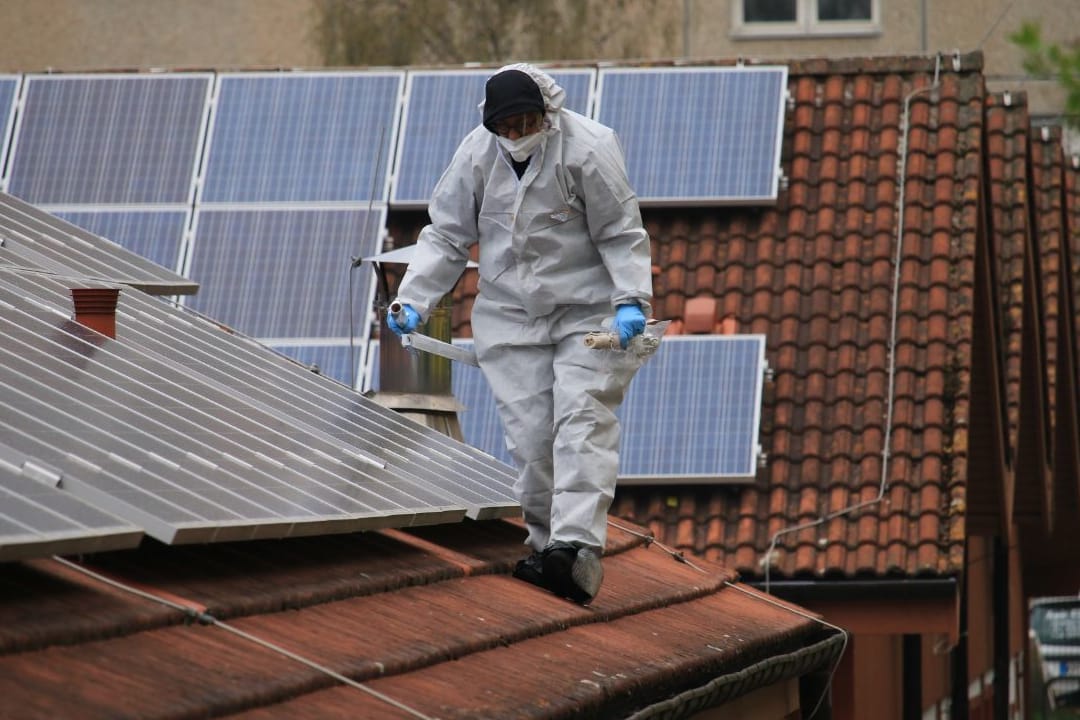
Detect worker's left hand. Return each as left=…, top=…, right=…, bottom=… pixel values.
left=613, top=304, right=646, bottom=349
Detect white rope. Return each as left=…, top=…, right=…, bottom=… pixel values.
left=722, top=581, right=849, bottom=720
left=51, top=556, right=438, bottom=720
left=607, top=518, right=707, bottom=573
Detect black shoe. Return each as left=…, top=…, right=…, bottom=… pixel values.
left=512, top=551, right=546, bottom=590
left=542, top=542, right=603, bottom=605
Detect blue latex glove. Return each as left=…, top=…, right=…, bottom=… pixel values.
left=613, top=303, right=646, bottom=349
left=387, top=303, right=421, bottom=336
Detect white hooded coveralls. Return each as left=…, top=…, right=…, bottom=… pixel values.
left=395, top=64, right=653, bottom=552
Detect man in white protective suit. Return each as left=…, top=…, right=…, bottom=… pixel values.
left=387, top=63, right=653, bottom=604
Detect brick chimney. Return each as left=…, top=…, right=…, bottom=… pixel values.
left=71, top=288, right=120, bottom=339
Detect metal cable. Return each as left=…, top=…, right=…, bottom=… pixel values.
left=722, top=581, right=849, bottom=720
left=606, top=520, right=846, bottom=718
left=51, top=556, right=438, bottom=720
left=607, top=518, right=707, bottom=573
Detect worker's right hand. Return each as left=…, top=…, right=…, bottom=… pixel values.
left=387, top=303, right=420, bottom=336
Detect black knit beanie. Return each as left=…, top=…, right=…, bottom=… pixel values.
left=483, top=69, right=545, bottom=133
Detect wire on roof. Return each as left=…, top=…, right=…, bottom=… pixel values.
left=50, top=556, right=438, bottom=720
left=605, top=519, right=849, bottom=720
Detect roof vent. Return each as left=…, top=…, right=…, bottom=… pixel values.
left=71, top=287, right=120, bottom=339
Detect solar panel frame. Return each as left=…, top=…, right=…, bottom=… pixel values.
left=0, top=449, right=143, bottom=562
left=389, top=68, right=596, bottom=207
left=370, top=335, right=768, bottom=483
left=594, top=66, right=788, bottom=206
left=199, top=71, right=405, bottom=204
left=616, top=335, right=767, bottom=483
left=183, top=205, right=384, bottom=341
left=0, top=75, right=21, bottom=192
left=264, top=341, right=367, bottom=391
left=51, top=207, right=190, bottom=275
left=0, top=272, right=518, bottom=544
left=6, top=73, right=213, bottom=206
left=0, top=191, right=198, bottom=295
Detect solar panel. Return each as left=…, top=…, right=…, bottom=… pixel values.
left=52, top=209, right=189, bottom=274
left=0, top=191, right=197, bottom=295
left=265, top=342, right=365, bottom=390
left=390, top=68, right=595, bottom=206
left=0, top=270, right=517, bottom=545
left=595, top=66, right=788, bottom=205
left=0, top=447, right=143, bottom=562
left=371, top=336, right=767, bottom=482
left=617, top=335, right=767, bottom=482
left=0, top=75, right=19, bottom=191
left=201, top=72, right=404, bottom=203
left=184, top=207, right=383, bottom=340
left=6, top=74, right=212, bottom=205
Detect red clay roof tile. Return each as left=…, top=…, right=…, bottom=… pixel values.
left=0, top=520, right=842, bottom=719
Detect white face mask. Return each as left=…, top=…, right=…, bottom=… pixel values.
left=497, top=131, right=545, bottom=162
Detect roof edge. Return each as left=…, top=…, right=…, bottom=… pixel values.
left=624, top=630, right=846, bottom=720
left=783, top=49, right=984, bottom=76
left=749, top=577, right=958, bottom=603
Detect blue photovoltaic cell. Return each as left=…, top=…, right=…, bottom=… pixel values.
left=616, top=335, right=766, bottom=480
left=185, top=208, right=382, bottom=340
left=0, top=76, right=18, bottom=186
left=595, top=67, right=787, bottom=205
left=369, top=335, right=766, bottom=481
left=268, top=343, right=363, bottom=390
left=202, top=73, right=404, bottom=203
left=53, top=210, right=188, bottom=273
left=7, top=74, right=210, bottom=205
left=391, top=69, right=594, bottom=206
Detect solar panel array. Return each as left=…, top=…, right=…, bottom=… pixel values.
left=53, top=209, right=189, bottom=274
left=0, top=76, right=18, bottom=185
left=390, top=68, right=595, bottom=206
left=0, top=445, right=143, bottom=562
left=6, top=74, right=212, bottom=205
left=0, top=192, right=196, bottom=295
left=0, top=206, right=518, bottom=557
left=366, top=336, right=767, bottom=483
left=179, top=71, right=404, bottom=385
left=200, top=72, right=403, bottom=203
left=595, top=67, right=788, bottom=205
left=0, top=65, right=788, bottom=385
left=2, top=73, right=211, bottom=280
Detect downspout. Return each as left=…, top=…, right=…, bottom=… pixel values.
left=903, top=635, right=922, bottom=720
left=951, top=541, right=970, bottom=717
left=993, top=536, right=1009, bottom=720
left=919, top=0, right=928, bottom=54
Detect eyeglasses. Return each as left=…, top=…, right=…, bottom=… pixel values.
left=492, top=112, right=544, bottom=138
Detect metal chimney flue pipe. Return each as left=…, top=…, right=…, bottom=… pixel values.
left=71, top=287, right=120, bottom=339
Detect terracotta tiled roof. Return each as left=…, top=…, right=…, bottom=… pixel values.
left=0, top=519, right=841, bottom=719
left=1068, top=153, right=1080, bottom=427
left=1029, top=124, right=1066, bottom=467
left=411, top=54, right=986, bottom=580
left=984, top=92, right=1031, bottom=464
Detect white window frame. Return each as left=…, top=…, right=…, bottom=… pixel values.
left=732, top=0, right=881, bottom=39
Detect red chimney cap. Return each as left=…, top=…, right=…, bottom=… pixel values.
left=71, top=287, right=120, bottom=339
